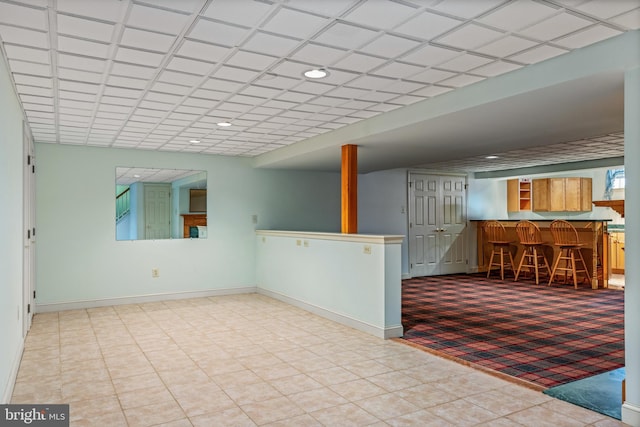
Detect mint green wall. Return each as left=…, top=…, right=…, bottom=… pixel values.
left=35, top=143, right=340, bottom=306
left=0, top=55, right=25, bottom=402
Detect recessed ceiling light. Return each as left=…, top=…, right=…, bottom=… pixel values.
left=217, top=122, right=232, bottom=127
left=190, top=139, right=201, bottom=144
left=303, top=68, right=328, bottom=79
left=133, top=174, right=141, bottom=178
left=485, top=155, right=499, bottom=159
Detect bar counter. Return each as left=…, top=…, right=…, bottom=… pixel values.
left=472, top=219, right=610, bottom=289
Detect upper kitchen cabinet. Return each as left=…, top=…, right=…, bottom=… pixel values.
left=532, top=177, right=592, bottom=212
left=507, top=178, right=531, bottom=212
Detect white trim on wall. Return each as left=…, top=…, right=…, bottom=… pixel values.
left=35, top=287, right=257, bottom=313
left=2, top=340, right=23, bottom=404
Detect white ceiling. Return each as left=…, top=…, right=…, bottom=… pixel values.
left=0, top=0, right=637, bottom=173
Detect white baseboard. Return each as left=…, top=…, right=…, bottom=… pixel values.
left=2, top=337, right=24, bottom=404
left=622, top=402, right=640, bottom=426
left=257, top=288, right=403, bottom=339
left=35, top=287, right=257, bottom=313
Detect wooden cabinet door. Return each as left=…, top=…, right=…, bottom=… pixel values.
left=549, top=178, right=566, bottom=211
left=580, top=178, right=592, bottom=211
left=532, top=178, right=549, bottom=211
left=564, top=177, right=581, bottom=211
left=507, top=179, right=519, bottom=212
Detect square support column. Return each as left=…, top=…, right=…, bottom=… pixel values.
left=341, top=144, right=357, bottom=234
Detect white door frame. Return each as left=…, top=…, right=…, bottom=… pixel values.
left=22, top=122, right=35, bottom=335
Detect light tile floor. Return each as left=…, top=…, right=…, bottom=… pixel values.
left=12, top=294, right=627, bottom=426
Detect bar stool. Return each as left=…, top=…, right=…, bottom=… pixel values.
left=548, top=220, right=591, bottom=288
left=514, top=220, right=551, bottom=284
left=484, top=220, right=515, bottom=280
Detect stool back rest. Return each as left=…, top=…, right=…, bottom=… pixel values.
left=549, top=220, right=580, bottom=245
left=484, top=220, right=507, bottom=242
left=516, top=220, right=542, bottom=244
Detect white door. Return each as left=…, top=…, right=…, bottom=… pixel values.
left=22, top=124, right=35, bottom=335
left=409, top=173, right=467, bottom=277
left=144, top=184, right=171, bottom=239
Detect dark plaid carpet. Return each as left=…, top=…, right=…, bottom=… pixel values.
left=401, top=274, right=624, bottom=389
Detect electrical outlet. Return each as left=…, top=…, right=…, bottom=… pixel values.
left=296, top=240, right=302, bottom=246
left=151, top=268, right=159, bottom=278
left=303, top=240, right=309, bottom=247
left=364, top=245, right=372, bottom=254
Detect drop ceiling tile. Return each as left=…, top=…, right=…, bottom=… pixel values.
left=16, top=85, right=51, bottom=98
left=609, top=8, right=640, bottom=30
left=358, top=91, right=399, bottom=102
left=0, top=25, right=47, bottom=47
left=401, top=44, right=460, bottom=66
left=111, top=62, right=157, bottom=79
left=276, top=91, right=315, bottom=103
left=343, top=0, right=418, bottom=30
left=372, top=62, right=424, bottom=79
left=216, top=101, right=253, bottom=113
left=394, top=11, right=463, bottom=40
left=359, top=34, right=422, bottom=57
left=331, top=53, right=388, bottom=73
left=58, top=106, right=92, bottom=116
left=241, top=31, right=301, bottom=56
left=58, top=54, right=106, bottom=73
left=102, top=86, right=143, bottom=98
left=201, top=0, right=273, bottom=27
left=240, top=85, right=282, bottom=98
left=436, top=23, right=505, bottom=50
left=188, top=18, right=250, bottom=46
left=470, top=60, right=522, bottom=77
left=286, top=0, right=358, bottom=17
left=3, top=45, right=49, bottom=64
left=290, top=43, right=347, bottom=66
left=291, top=80, right=336, bottom=95
left=509, top=44, right=569, bottom=64
left=8, top=60, right=51, bottom=77
left=158, top=70, right=203, bottom=87
left=14, top=74, right=52, bottom=88
left=121, top=27, right=176, bottom=52
left=368, top=103, right=403, bottom=112
left=262, top=7, right=330, bottom=39
left=145, top=91, right=183, bottom=104
left=175, top=40, right=231, bottom=62
left=139, top=0, right=205, bottom=14
left=438, top=73, right=485, bottom=87
left=96, top=111, right=128, bottom=120
left=99, top=96, right=138, bottom=106
left=478, top=0, right=559, bottom=32
left=21, top=102, right=54, bottom=112
left=475, top=35, right=538, bottom=57
left=58, top=36, right=110, bottom=58
left=58, top=98, right=94, bottom=110
left=346, top=75, right=396, bottom=90
left=254, top=75, right=301, bottom=90
left=430, top=0, right=505, bottom=19
left=166, top=57, right=214, bottom=75
left=115, top=47, right=165, bottom=67
left=574, top=0, right=639, bottom=19
left=227, top=93, right=265, bottom=105
left=107, top=75, right=148, bottom=89
left=553, top=25, right=623, bottom=49
left=212, top=65, right=260, bottom=82
left=192, top=88, right=229, bottom=100
left=406, top=68, right=455, bottom=83
left=383, top=80, right=425, bottom=93
left=270, top=60, right=314, bottom=78
left=127, top=3, right=191, bottom=35
left=348, top=110, right=381, bottom=119
left=438, top=53, right=493, bottom=72
left=0, top=2, right=47, bottom=30
left=314, top=22, right=379, bottom=50
left=518, top=12, right=593, bottom=41
left=56, top=14, right=114, bottom=43
left=226, top=50, right=279, bottom=71
left=57, top=0, right=125, bottom=22
left=326, top=86, right=369, bottom=99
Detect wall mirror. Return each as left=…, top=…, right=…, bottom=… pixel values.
left=116, top=167, right=207, bottom=240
